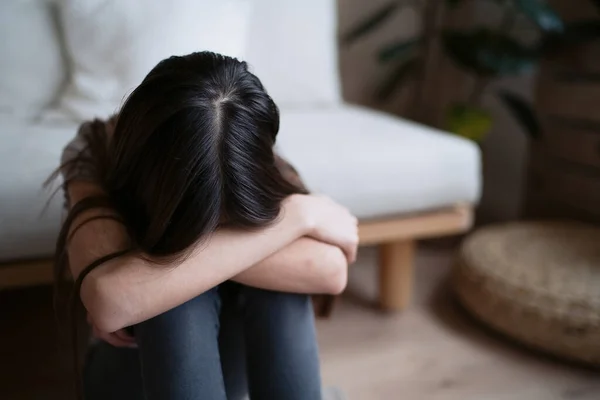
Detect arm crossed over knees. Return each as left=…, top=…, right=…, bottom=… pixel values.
left=233, top=238, right=348, bottom=295
left=67, top=182, right=355, bottom=332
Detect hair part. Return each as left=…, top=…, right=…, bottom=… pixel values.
left=105, top=52, right=303, bottom=256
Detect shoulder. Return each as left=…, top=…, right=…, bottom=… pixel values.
left=61, top=121, right=92, bottom=163
left=61, top=115, right=116, bottom=184
left=274, top=152, right=307, bottom=191
left=274, top=153, right=295, bottom=174
left=62, top=116, right=115, bottom=159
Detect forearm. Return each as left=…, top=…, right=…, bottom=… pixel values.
left=82, top=219, right=307, bottom=332
left=231, top=238, right=347, bottom=294
left=68, top=183, right=308, bottom=332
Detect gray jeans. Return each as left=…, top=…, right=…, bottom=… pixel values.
left=83, top=282, right=323, bottom=400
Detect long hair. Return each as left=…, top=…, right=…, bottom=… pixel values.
left=52, top=51, right=306, bottom=398
left=106, top=52, right=304, bottom=255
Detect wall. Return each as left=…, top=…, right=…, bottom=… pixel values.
left=338, top=0, right=420, bottom=115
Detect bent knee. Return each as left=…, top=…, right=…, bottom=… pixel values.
left=240, top=286, right=312, bottom=312
left=136, top=286, right=221, bottom=330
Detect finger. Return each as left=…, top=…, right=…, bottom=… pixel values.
left=348, top=245, right=357, bottom=264
left=348, top=235, right=359, bottom=264
left=114, top=329, right=136, bottom=342
left=341, top=242, right=356, bottom=264
left=104, top=333, right=137, bottom=348
left=341, top=248, right=352, bottom=264
left=93, top=329, right=125, bottom=347
left=93, top=327, right=137, bottom=348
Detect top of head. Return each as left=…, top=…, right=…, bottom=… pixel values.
left=106, top=52, right=302, bottom=257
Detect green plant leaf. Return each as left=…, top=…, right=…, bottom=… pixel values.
left=446, top=104, right=492, bottom=142
left=446, top=0, right=464, bottom=8
left=342, top=2, right=401, bottom=45
left=514, top=0, right=564, bottom=32
left=497, top=90, right=541, bottom=139
left=378, top=38, right=420, bottom=63
left=565, top=20, right=600, bottom=42
left=376, top=57, right=419, bottom=100
left=541, top=20, right=600, bottom=53
left=447, top=0, right=505, bottom=8
left=442, top=28, right=536, bottom=76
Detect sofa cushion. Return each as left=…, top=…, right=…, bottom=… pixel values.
left=245, top=0, right=341, bottom=107
left=54, top=0, right=250, bottom=121
left=0, top=118, right=78, bottom=261
left=276, top=105, right=481, bottom=219
left=0, top=107, right=481, bottom=261
left=0, top=1, right=65, bottom=118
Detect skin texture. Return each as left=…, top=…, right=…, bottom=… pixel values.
left=67, top=182, right=356, bottom=334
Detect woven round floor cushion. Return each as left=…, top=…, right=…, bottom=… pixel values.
left=454, top=221, right=600, bottom=365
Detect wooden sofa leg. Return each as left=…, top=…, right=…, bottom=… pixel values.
left=378, top=240, right=415, bottom=311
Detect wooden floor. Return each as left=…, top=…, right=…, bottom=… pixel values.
left=318, top=246, right=600, bottom=400
left=1, top=244, right=598, bottom=400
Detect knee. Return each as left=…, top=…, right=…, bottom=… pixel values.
left=241, top=287, right=312, bottom=314
left=133, top=287, right=224, bottom=369
left=135, top=286, right=221, bottom=332
left=239, top=288, right=318, bottom=351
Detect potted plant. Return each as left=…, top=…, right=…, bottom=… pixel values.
left=341, top=0, right=591, bottom=143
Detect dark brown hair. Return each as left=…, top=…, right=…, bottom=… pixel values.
left=52, top=51, right=306, bottom=398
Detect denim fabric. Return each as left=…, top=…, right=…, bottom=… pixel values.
left=83, top=283, right=322, bottom=400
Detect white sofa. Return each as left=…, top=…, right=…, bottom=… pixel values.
left=0, top=0, right=480, bottom=310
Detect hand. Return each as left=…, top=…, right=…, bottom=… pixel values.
left=285, top=194, right=359, bottom=263
left=87, top=313, right=137, bottom=348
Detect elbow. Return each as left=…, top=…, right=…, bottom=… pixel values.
left=317, top=246, right=348, bottom=295
left=80, top=273, right=130, bottom=332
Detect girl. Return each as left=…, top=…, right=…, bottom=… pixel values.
left=56, top=52, right=358, bottom=400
